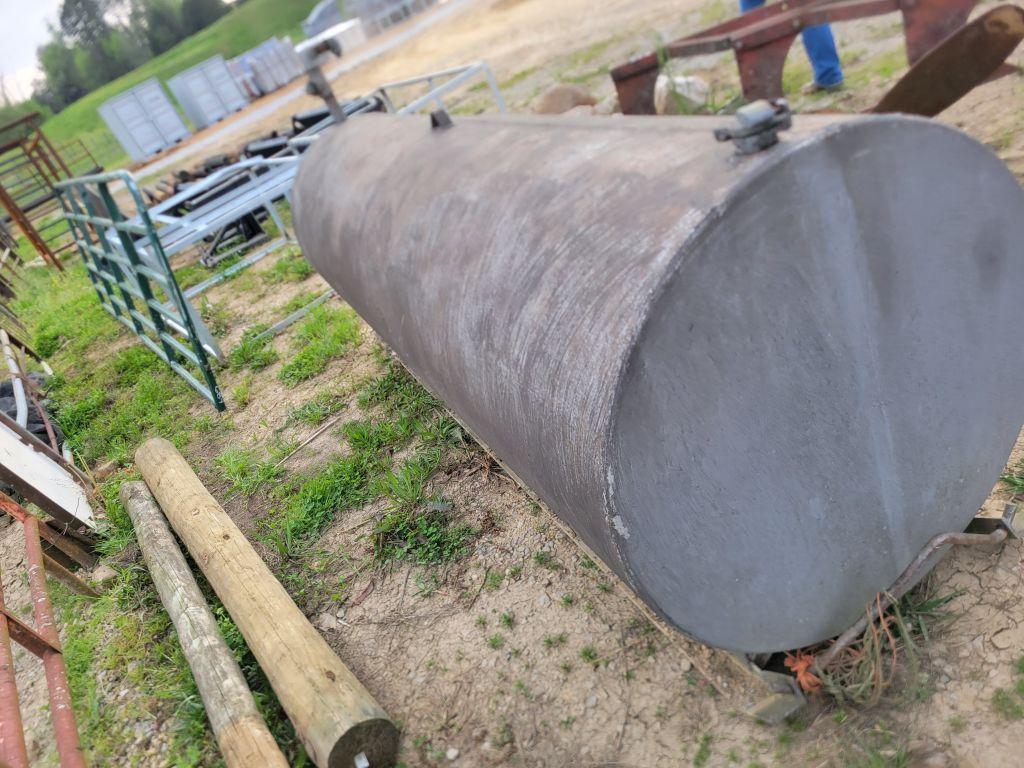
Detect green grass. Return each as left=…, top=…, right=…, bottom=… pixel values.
left=281, top=290, right=325, bottom=317
left=14, top=255, right=478, bottom=760
left=543, top=633, right=568, bottom=649
left=1001, top=461, right=1024, bottom=495
left=484, top=570, right=504, bottom=590
left=269, top=452, right=382, bottom=557
left=374, top=490, right=477, bottom=565
left=279, top=305, right=360, bottom=386
left=991, top=656, right=1024, bottom=720
left=693, top=733, right=713, bottom=767
left=265, top=358, right=477, bottom=559
left=286, top=389, right=347, bottom=427
left=228, top=324, right=279, bottom=372
left=533, top=550, right=560, bottom=570
left=262, top=249, right=315, bottom=284
left=42, top=0, right=322, bottom=170
left=215, top=446, right=286, bottom=496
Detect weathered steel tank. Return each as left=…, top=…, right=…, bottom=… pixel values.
left=293, top=111, right=1024, bottom=652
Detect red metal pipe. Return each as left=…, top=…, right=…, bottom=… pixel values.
left=22, top=516, right=86, bottom=768
left=0, top=570, right=29, bottom=768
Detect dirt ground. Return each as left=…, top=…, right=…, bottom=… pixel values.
left=5, top=0, right=1024, bottom=766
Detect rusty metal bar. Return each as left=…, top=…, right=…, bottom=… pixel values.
left=22, top=514, right=86, bottom=768
left=815, top=527, right=1008, bottom=669
left=0, top=568, right=30, bottom=768
left=0, top=180, right=60, bottom=269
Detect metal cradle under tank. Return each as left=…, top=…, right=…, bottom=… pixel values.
left=292, top=110, right=1024, bottom=652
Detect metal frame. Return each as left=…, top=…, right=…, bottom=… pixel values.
left=814, top=503, right=1019, bottom=671
left=0, top=112, right=100, bottom=267
left=0, top=492, right=87, bottom=768
left=56, top=170, right=228, bottom=410
left=374, top=61, right=507, bottom=114
left=56, top=63, right=506, bottom=412
left=611, top=0, right=979, bottom=112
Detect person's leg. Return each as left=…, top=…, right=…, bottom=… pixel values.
left=800, top=24, right=844, bottom=87
left=738, top=0, right=843, bottom=88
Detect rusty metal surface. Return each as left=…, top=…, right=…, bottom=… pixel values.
left=0, top=572, right=29, bottom=768
left=816, top=527, right=1008, bottom=669
left=294, top=112, right=1024, bottom=652
left=22, top=515, right=86, bottom=768
left=874, top=5, right=1024, bottom=117
left=611, top=0, right=978, bottom=110
left=0, top=493, right=86, bottom=768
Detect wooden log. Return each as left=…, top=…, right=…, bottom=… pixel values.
left=134, top=438, right=398, bottom=768
left=120, top=481, right=289, bottom=768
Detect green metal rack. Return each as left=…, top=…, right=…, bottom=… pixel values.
left=55, top=171, right=225, bottom=410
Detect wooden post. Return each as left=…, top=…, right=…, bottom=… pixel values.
left=135, top=439, right=399, bottom=768
left=120, top=482, right=289, bottom=768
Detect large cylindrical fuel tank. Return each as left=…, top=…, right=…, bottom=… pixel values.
left=293, top=111, right=1024, bottom=652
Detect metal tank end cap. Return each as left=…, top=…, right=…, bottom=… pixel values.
left=714, top=99, right=793, bottom=154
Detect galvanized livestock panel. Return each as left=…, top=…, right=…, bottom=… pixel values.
left=98, top=79, right=190, bottom=162
left=293, top=112, right=1024, bottom=652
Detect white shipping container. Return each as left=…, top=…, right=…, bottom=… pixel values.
left=98, top=79, right=191, bottom=163
left=168, top=55, right=249, bottom=130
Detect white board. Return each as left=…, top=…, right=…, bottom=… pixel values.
left=0, top=422, right=95, bottom=529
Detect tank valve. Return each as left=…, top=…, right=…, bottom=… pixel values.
left=714, top=99, right=792, bottom=155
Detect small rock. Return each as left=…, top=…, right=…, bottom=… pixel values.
left=315, top=612, right=339, bottom=632
left=910, top=752, right=951, bottom=768
left=990, top=625, right=1024, bottom=650
left=680, top=658, right=693, bottom=673
left=585, top=694, right=598, bottom=708
left=533, top=84, right=597, bottom=115
left=91, top=564, right=118, bottom=586
left=94, top=460, right=118, bottom=481
left=654, top=74, right=709, bottom=115
left=594, top=94, right=620, bottom=115
left=538, top=594, right=551, bottom=607
left=446, top=747, right=460, bottom=761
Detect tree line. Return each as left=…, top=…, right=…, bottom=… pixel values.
left=33, top=0, right=233, bottom=114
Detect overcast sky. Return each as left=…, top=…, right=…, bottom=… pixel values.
left=0, top=0, right=63, bottom=102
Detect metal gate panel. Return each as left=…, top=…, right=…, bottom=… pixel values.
left=55, top=171, right=224, bottom=410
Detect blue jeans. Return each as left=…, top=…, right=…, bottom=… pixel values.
left=739, top=0, right=844, bottom=87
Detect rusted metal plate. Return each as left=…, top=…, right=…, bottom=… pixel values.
left=294, top=112, right=1024, bottom=652
left=612, top=0, right=979, bottom=110
left=874, top=5, right=1024, bottom=117
left=0, top=607, right=60, bottom=658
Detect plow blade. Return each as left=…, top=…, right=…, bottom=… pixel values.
left=294, top=112, right=1024, bottom=652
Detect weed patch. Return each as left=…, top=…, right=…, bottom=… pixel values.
left=263, top=249, right=315, bottom=284
left=228, top=325, right=278, bottom=372
left=287, top=389, right=347, bottom=427
left=268, top=452, right=382, bottom=556
left=279, top=305, right=360, bottom=386
left=216, top=446, right=286, bottom=496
